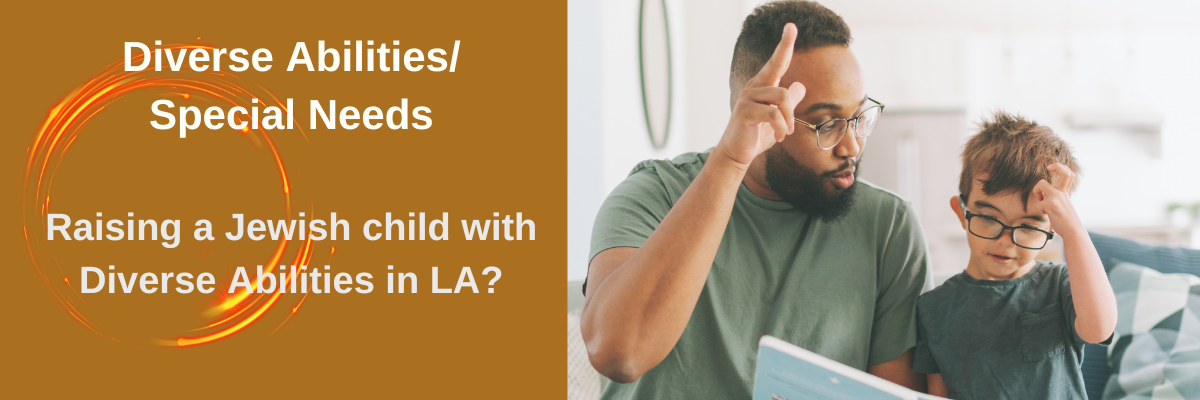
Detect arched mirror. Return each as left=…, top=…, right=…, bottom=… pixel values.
left=639, top=0, right=673, bottom=149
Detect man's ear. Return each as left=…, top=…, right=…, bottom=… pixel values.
left=950, top=195, right=967, bottom=229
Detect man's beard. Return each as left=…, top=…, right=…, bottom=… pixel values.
left=763, top=146, right=859, bottom=222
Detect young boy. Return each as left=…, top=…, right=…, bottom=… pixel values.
left=912, top=112, right=1117, bottom=399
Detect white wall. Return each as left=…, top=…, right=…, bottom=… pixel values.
left=679, top=0, right=743, bottom=152
left=568, top=0, right=603, bottom=282
left=569, top=0, right=693, bottom=281
left=569, top=0, right=1200, bottom=281
left=598, top=0, right=689, bottom=195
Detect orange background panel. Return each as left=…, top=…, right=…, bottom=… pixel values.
left=0, top=1, right=565, bottom=397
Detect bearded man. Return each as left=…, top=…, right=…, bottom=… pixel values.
left=579, top=1, right=932, bottom=399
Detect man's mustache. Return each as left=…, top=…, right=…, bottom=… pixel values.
left=822, top=160, right=857, bottom=178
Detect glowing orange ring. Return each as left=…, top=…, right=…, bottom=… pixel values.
left=21, top=44, right=312, bottom=346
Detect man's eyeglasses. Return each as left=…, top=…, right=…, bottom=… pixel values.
left=794, top=97, right=884, bottom=150
left=959, top=196, right=1055, bottom=250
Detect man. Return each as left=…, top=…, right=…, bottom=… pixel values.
left=580, top=1, right=931, bottom=399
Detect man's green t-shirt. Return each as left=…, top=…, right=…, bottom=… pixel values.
left=587, top=151, right=932, bottom=400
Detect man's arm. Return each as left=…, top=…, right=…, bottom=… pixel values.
left=867, top=349, right=925, bottom=392
left=580, top=23, right=806, bottom=383
left=863, top=198, right=930, bottom=389
left=581, top=157, right=743, bottom=383
left=926, top=373, right=948, bottom=397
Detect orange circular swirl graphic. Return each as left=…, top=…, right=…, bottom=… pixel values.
left=21, top=43, right=319, bottom=347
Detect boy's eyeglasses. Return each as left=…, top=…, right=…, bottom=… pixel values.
left=959, top=197, right=1055, bottom=250
left=794, top=97, right=884, bottom=150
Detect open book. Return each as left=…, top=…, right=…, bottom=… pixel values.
left=753, top=335, right=949, bottom=400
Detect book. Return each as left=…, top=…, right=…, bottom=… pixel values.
left=753, top=335, right=949, bottom=400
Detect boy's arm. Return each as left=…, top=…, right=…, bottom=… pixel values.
left=1031, top=163, right=1117, bottom=344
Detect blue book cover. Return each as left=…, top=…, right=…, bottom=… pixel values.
left=753, top=335, right=948, bottom=400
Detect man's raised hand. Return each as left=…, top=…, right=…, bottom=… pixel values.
left=714, top=22, right=806, bottom=169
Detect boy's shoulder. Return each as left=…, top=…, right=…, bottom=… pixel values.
left=1031, top=261, right=1071, bottom=291
left=917, top=273, right=964, bottom=310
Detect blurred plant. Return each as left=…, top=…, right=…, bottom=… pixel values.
left=1167, top=202, right=1200, bottom=228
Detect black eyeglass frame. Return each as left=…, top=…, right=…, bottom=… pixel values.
left=793, top=97, right=885, bottom=150
left=958, top=195, right=1056, bottom=250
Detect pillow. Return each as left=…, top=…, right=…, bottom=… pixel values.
left=1082, top=232, right=1200, bottom=399
left=1104, top=261, right=1200, bottom=399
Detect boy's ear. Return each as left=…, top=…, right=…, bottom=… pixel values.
left=950, top=195, right=967, bottom=229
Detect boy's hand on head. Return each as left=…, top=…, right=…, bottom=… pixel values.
left=1038, top=162, right=1117, bottom=344
left=1032, top=163, right=1084, bottom=238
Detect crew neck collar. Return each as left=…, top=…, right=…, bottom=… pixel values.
left=737, top=182, right=797, bottom=211
left=956, top=262, right=1046, bottom=286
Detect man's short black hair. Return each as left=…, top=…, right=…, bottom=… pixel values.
left=730, top=1, right=852, bottom=95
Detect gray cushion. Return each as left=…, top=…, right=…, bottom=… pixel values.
left=1103, top=261, right=1200, bottom=399
left=1083, top=231, right=1200, bottom=399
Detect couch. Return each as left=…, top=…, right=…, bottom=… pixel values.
left=1081, top=231, right=1200, bottom=399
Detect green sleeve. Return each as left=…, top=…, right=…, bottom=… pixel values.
left=581, top=154, right=705, bottom=296
left=868, top=201, right=931, bottom=366
left=587, top=169, right=674, bottom=266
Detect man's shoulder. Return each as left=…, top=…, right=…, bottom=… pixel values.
left=611, top=151, right=712, bottom=203
left=854, top=180, right=912, bottom=214
left=626, top=150, right=711, bottom=184
left=843, top=180, right=919, bottom=237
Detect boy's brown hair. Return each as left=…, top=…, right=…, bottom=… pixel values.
left=959, top=111, right=1081, bottom=208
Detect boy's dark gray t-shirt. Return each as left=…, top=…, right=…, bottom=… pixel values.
left=913, top=262, right=1112, bottom=400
